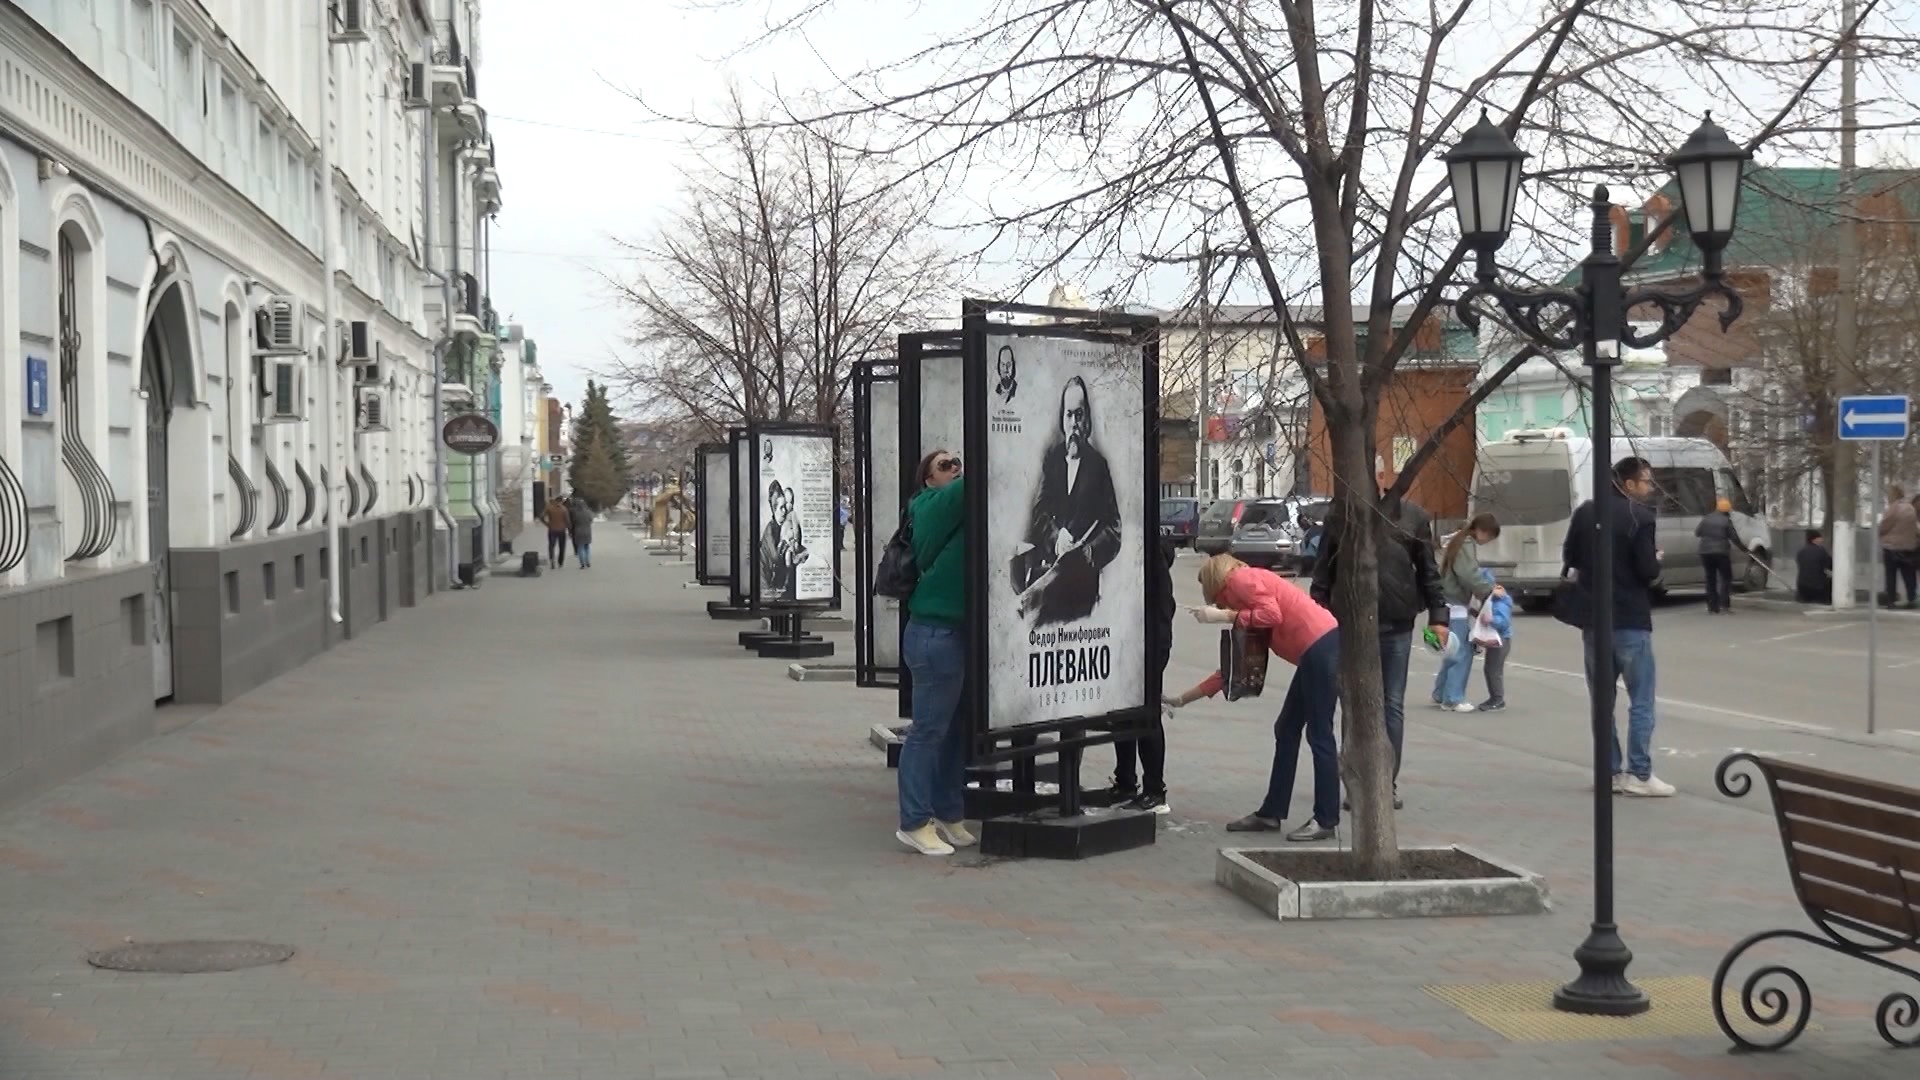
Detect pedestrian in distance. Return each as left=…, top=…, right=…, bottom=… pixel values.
left=1476, top=569, right=1513, bottom=712
left=1878, top=484, right=1918, bottom=608
left=895, top=449, right=974, bottom=856
left=1795, top=529, right=1833, bottom=605
left=1096, top=537, right=1179, bottom=814
left=1432, top=513, right=1500, bottom=713
left=543, top=495, right=570, bottom=569
left=1564, top=455, right=1674, bottom=797
left=567, top=493, right=594, bottom=569
left=1695, top=497, right=1743, bottom=614
left=1314, top=457, right=1449, bottom=813
left=1164, top=553, right=1342, bottom=842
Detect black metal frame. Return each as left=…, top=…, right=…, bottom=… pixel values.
left=1459, top=186, right=1749, bottom=1017
left=727, top=427, right=755, bottom=611
left=896, top=330, right=965, bottom=720
left=957, top=298, right=1162, bottom=801
left=744, top=421, right=842, bottom=613
left=852, top=359, right=902, bottom=688
left=693, top=441, right=731, bottom=587
left=1709, top=752, right=1920, bottom=1051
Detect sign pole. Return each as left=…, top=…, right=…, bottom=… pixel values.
left=1868, top=441, right=1880, bottom=735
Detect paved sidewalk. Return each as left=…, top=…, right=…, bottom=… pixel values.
left=0, top=523, right=1913, bottom=1078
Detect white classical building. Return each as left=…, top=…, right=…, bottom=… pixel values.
left=0, top=0, right=506, bottom=804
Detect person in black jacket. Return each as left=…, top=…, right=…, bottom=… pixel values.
left=1099, top=537, right=1178, bottom=813
left=1795, top=530, right=1833, bottom=605
left=1563, top=455, right=1673, bottom=797
left=1310, top=461, right=1451, bottom=810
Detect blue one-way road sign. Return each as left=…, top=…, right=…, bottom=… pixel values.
left=1838, top=395, right=1910, bottom=441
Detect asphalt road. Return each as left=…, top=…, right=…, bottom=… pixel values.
left=1162, top=551, right=1920, bottom=800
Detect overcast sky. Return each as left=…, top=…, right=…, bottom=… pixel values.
left=482, top=1, right=1918, bottom=415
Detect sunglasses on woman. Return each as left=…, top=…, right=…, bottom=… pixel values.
left=936, top=457, right=962, bottom=473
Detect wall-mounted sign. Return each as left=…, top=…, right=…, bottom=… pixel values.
left=442, top=413, right=500, bottom=455
left=25, top=356, right=48, bottom=416
left=545, top=452, right=564, bottom=467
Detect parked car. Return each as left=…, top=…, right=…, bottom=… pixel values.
left=1227, top=499, right=1301, bottom=570
left=1195, top=498, right=1256, bottom=555
left=1158, top=497, right=1202, bottom=547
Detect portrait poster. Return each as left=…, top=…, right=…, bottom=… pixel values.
left=731, top=430, right=750, bottom=605
left=754, top=431, right=836, bottom=604
left=981, top=333, right=1147, bottom=727
left=699, top=444, right=731, bottom=584
left=868, top=379, right=902, bottom=669
left=918, top=354, right=965, bottom=463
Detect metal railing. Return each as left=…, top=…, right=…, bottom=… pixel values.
left=360, top=464, right=378, bottom=515
left=228, top=454, right=258, bottom=540
left=59, top=234, right=116, bottom=561
left=264, top=457, right=291, bottom=532
left=432, top=19, right=463, bottom=66
left=295, top=460, right=317, bottom=528
left=0, top=454, right=26, bottom=574
left=456, top=272, right=481, bottom=319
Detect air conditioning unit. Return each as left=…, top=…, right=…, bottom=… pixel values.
left=356, top=387, right=387, bottom=432
left=354, top=358, right=383, bottom=387
left=343, top=319, right=373, bottom=365
left=253, top=295, right=304, bottom=356
left=262, top=359, right=302, bottom=424
left=329, top=0, right=370, bottom=43
left=404, top=64, right=430, bottom=110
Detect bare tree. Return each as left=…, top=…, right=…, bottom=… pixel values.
left=722, top=0, right=1914, bottom=876
left=606, top=90, right=959, bottom=436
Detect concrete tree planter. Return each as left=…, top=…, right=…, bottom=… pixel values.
left=1216, top=844, right=1549, bottom=921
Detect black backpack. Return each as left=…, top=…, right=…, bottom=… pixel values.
left=874, top=513, right=961, bottom=600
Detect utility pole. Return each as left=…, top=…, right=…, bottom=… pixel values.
left=1831, top=0, right=1861, bottom=609
left=1197, top=239, right=1213, bottom=501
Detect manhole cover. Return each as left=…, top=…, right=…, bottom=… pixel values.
left=86, top=941, right=294, bottom=974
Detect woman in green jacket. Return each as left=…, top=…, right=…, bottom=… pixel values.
left=895, top=449, right=973, bottom=856
left=1432, top=513, right=1500, bottom=711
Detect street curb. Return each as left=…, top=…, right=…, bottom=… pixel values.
left=786, top=662, right=856, bottom=682
left=1216, top=844, right=1551, bottom=921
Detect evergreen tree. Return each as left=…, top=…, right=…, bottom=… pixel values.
left=567, top=380, right=632, bottom=504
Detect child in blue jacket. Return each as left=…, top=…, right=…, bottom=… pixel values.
left=1476, top=568, right=1512, bottom=712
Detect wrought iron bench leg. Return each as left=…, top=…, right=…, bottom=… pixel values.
left=1715, top=928, right=1920, bottom=1050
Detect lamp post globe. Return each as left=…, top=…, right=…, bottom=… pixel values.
left=1444, top=110, right=1530, bottom=270
left=1664, top=114, right=1751, bottom=269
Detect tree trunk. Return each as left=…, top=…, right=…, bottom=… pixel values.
left=1326, top=403, right=1399, bottom=881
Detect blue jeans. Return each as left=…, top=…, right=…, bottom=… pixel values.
left=1257, top=629, right=1341, bottom=828
left=1431, top=614, right=1474, bottom=704
left=574, top=540, right=591, bottom=567
left=898, top=620, right=969, bottom=831
left=1583, top=627, right=1657, bottom=779
left=1379, top=628, right=1412, bottom=781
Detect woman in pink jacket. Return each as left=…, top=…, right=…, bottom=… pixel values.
left=1165, top=554, right=1342, bottom=840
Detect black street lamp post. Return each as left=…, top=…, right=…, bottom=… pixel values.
left=1444, top=111, right=1751, bottom=1016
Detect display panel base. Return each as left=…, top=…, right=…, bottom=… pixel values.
left=707, top=602, right=759, bottom=620
left=870, top=723, right=907, bottom=768
left=978, top=808, right=1156, bottom=860
left=738, top=630, right=786, bottom=648
left=757, top=637, right=833, bottom=660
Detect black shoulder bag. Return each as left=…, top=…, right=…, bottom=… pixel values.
left=874, top=514, right=962, bottom=600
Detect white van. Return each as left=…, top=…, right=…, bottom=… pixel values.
left=1469, top=429, right=1774, bottom=610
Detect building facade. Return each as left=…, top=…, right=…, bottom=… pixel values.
left=0, top=0, right=508, bottom=806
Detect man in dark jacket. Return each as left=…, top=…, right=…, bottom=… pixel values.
left=1311, top=461, right=1450, bottom=809
left=1100, top=538, right=1178, bottom=813
left=1563, top=456, right=1671, bottom=797
left=1694, top=497, right=1743, bottom=614
left=1796, top=530, right=1833, bottom=604
left=567, top=494, right=594, bottom=569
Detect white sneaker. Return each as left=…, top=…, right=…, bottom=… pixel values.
left=1449, top=702, right=1477, bottom=714
left=935, top=820, right=977, bottom=848
left=1621, top=774, right=1676, bottom=798
left=896, top=824, right=955, bottom=855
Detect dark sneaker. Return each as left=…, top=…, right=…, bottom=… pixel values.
left=1123, top=791, right=1170, bottom=815
left=1088, top=784, right=1138, bottom=805
left=1285, top=821, right=1336, bottom=842
left=1477, top=700, right=1506, bottom=712
left=1225, top=813, right=1283, bottom=833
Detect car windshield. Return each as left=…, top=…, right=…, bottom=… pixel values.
left=1473, top=467, right=1572, bottom=526
left=1159, top=499, right=1194, bottom=520
left=1201, top=500, right=1239, bottom=523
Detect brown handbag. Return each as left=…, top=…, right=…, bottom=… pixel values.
left=1220, top=625, right=1271, bottom=701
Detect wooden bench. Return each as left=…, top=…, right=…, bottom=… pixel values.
left=1712, top=752, right=1920, bottom=1051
